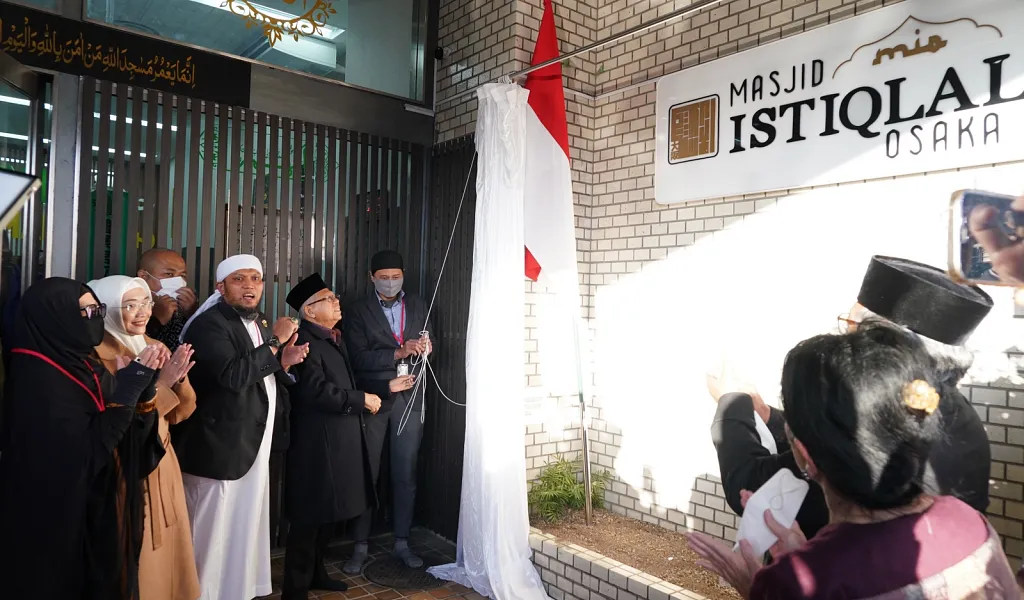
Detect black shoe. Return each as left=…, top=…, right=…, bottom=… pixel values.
left=311, top=576, right=349, bottom=592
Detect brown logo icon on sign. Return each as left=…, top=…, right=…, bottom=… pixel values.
left=668, top=95, right=719, bottom=164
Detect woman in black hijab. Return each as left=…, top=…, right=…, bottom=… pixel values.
left=0, top=278, right=166, bottom=599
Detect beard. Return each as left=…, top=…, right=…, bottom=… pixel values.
left=228, top=303, right=261, bottom=321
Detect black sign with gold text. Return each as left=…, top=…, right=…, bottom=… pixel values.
left=0, top=1, right=251, bottom=107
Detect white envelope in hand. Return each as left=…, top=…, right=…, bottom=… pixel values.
left=734, top=468, right=808, bottom=558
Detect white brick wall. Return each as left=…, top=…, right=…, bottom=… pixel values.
left=437, top=0, right=1024, bottom=572
left=530, top=528, right=711, bottom=600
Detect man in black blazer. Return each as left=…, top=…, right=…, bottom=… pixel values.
left=342, top=250, right=433, bottom=571
left=171, top=254, right=309, bottom=600
left=281, top=273, right=414, bottom=599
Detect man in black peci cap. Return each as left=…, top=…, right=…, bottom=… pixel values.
left=710, top=255, right=994, bottom=540
left=342, top=250, right=433, bottom=571
left=281, top=273, right=404, bottom=599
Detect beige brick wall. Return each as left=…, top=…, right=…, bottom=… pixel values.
left=436, top=0, right=1024, bottom=572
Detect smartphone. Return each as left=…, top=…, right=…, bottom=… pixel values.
left=949, top=189, right=1024, bottom=287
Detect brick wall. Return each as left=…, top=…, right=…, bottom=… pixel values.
left=435, top=0, right=1024, bottom=572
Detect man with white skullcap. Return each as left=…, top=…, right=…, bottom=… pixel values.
left=171, top=254, right=309, bottom=600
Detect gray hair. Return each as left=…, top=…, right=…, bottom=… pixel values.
left=856, top=306, right=975, bottom=384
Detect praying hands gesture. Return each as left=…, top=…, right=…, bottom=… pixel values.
left=115, top=344, right=167, bottom=371
left=158, top=343, right=195, bottom=387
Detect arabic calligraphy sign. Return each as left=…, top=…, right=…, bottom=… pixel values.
left=0, top=1, right=251, bottom=107
left=654, top=0, right=1024, bottom=205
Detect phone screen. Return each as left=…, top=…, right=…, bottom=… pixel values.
left=950, top=190, right=1024, bottom=287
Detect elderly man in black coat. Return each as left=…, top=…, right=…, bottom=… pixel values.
left=281, top=274, right=413, bottom=600
left=710, top=256, right=994, bottom=541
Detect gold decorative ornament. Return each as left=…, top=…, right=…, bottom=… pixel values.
left=226, top=0, right=337, bottom=48
left=902, top=379, right=940, bottom=415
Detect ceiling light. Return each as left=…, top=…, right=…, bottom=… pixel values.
left=185, top=0, right=344, bottom=40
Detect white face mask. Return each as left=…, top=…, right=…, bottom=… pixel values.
left=155, top=276, right=186, bottom=298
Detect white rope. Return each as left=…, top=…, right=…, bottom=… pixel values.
left=396, top=152, right=476, bottom=435
left=424, top=151, right=477, bottom=326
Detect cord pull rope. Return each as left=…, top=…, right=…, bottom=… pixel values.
left=396, top=153, right=477, bottom=435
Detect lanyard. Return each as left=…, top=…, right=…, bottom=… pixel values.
left=11, top=348, right=106, bottom=412
left=391, top=300, right=406, bottom=346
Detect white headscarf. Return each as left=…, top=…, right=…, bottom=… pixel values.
left=180, top=254, right=264, bottom=342
left=87, top=275, right=152, bottom=356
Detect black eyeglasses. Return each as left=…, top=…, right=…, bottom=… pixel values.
left=81, top=304, right=107, bottom=320
left=308, top=293, right=342, bottom=306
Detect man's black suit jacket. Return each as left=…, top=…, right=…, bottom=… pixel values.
left=711, top=393, right=830, bottom=538
left=711, top=387, right=990, bottom=540
left=171, top=301, right=291, bottom=481
left=342, top=293, right=430, bottom=413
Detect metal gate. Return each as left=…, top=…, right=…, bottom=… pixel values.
left=74, top=78, right=427, bottom=311
left=415, top=136, right=475, bottom=541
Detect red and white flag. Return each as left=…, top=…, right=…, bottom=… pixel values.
left=523, top=0, right=587, bottom=395
left=524, top=0, right=579, bottom=292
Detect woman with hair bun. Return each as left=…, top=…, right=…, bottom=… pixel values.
left=689, top=320, right=1018, bottom=599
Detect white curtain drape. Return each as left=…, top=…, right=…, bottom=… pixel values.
left=426, top=83, right=550, bottom=600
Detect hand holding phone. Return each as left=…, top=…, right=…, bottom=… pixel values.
left=949, top=190, right=1024, bottom=286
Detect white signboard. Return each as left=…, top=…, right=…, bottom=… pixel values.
left=655, top=0, right=1024, bottom=205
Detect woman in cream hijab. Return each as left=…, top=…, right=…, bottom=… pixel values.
left=89, top=275, right=201, bottom=600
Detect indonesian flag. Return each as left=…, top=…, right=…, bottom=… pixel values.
left=524, top=0, right=586, bottom=396
left=524, top=0, right=578, bottom=291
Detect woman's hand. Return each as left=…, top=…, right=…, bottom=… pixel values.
left=686, top=533, right=761, bottom=598
left=389, top=374, right=416, bottom=393
left=158, top=343, right=195, bottom=387
left=739, top=489, right=807, bottom=559
left=136, top=344, right=169, bottom=371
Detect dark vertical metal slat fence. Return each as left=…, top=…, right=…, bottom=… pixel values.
left=126, top=92, right=143, bottom=273
left=142, top=95, right=158, bottom=253
left=72, top=78, right=439, bottom=545
left=91, top=86, right=111, bottom=279
left=415, top=137, right=475, bottom=542
left=75, top=88, right=94, bottom=275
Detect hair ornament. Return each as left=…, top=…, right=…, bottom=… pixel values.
left=902, top=379, right=940, bottom=415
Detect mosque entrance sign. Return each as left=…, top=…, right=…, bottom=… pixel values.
left=654, top=0, right=1024, bottom=205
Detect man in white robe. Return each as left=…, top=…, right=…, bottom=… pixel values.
left=171, top=255, right=309, bottom=599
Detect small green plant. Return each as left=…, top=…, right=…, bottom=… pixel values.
left=528, top=454, right=613, bottom=523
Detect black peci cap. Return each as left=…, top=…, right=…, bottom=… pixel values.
left=286, top=273, right=329, bottom=312
left=370, top=250, right=404, bottom=274
left=857, top=256, right=993, bottom=346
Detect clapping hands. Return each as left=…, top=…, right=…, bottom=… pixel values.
left=158, top=344, right=196, bottom=387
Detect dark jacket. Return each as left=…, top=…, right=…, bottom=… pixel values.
left=171, top=301, right=291, bottom=481
left=285, top=320, right=375, bottom=524
left=712, top=389, right=990, bottom=541
left=342, top=293, right=430, bottom=413
left=924, top=386, right=990, bottom=512
left=711, top=393, right=831, bottom=538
